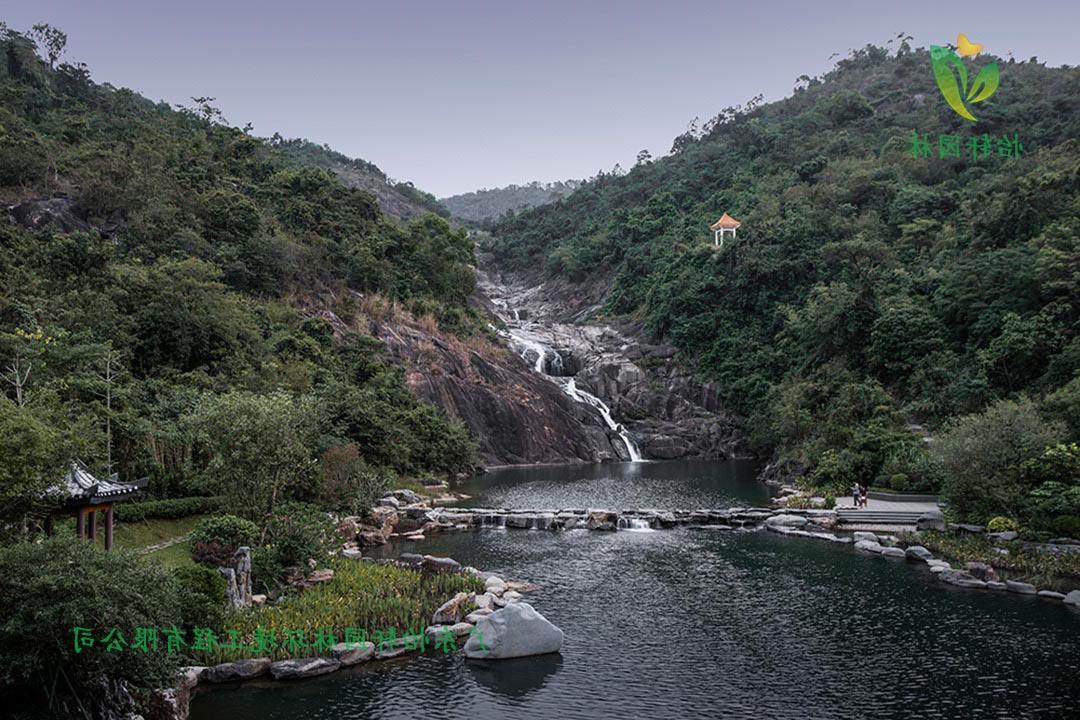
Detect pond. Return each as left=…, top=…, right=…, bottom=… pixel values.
left=190, top=460, right=1080, bottom=719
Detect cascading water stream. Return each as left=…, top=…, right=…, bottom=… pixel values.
left=495, top=315, right=643, bottom=462
left=562, top=379, right=643, bottom=462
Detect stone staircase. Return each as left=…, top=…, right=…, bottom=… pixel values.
left=836, top=509, right=927, bottom=527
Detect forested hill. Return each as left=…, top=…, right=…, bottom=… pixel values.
left=442, top=180, right=581, bottom=224
left=490, top=43, right=1080, bottom=515
left=0, top=25, right=479, bottom=520
left=271, top=137, right=449, bottom=221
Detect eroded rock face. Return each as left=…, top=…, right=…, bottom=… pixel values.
left=473, top=260, right=750, bottom=463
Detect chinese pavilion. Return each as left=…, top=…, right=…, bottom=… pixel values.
left=709, top=213, right=741, bottom=248
left=45, top=460, right=147, bottom=551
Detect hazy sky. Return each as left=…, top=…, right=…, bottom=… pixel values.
left=6, top=1, right=1079, bottom=196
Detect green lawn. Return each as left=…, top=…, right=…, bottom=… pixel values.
left=52, top=514, right=208, bottom=569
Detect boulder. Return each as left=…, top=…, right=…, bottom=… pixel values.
left=939, top=570, right=987, bottom=589
left=484, top=576, right=507, bottom=596
left=926, top=559, right=951, bottom=570
left=916, top=510, right=946, bottom=532
left=854, top=540, right=884, bottom=553
left=356, top=530, right=387, bottom=547
left=494, top=590, right=523, bottom=607
left=463, top=603, right=563, bottom=660
left=1005, top=580, right=1037, bottom=595
left=586, top=511, right=618, bottom=531
left=1063, top=590, right=1080, bottom=607
left=422, top=555, right=461, bottom=573
left=853, top=531, right=881, bottom=544
left=388, top=489, right=424, bottom=505
left=269, top=657, right=340, bottom=680
left=472, top=593, right=495, bottom=611
left=204, top=658, right=272, bottom=683
left=449, top=622, right=474, bottom=637
left=952, top=523, right=985, bottom=534
left=305, top=569, right=334, bottom=586
left=375, top=496, right=401, bottom=509
left=765, top=514, right=809, bottom=528
left=9, top=196, right=92, bottom=234
left=986, top=581, right=1007, bottom=591
left=432, top=591, right=471, bottom=624
left=342, top=548, right=363, bottom=560
left=465, top=609, right=494, bottom=623
left=1037, top=590, right=1066, bottom=600
left=398, top=553, right=425, bottom=567
left=880, top=547, right=906, bottom=558
left=988, top=531, right=1019, bottom=542
left=904, top=546, right=934, bottom=562
left=336, top=517, right=361, bottom=542
left=330, top=641, right=375, bottom=666
left=251, top=594, right=267, bottom=606
left=963, top=562, right=998, bottom=582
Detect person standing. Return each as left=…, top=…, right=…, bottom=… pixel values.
left=860, top=484, right=870, bottom=508
left=852, top=482, right=861, bottom=509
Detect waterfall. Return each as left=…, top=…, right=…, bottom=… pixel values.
left=563, top=379, right=643, bottom=462
left=616, top=516, right=653, bottom=532
left=488, top=277, right=643, bottom=463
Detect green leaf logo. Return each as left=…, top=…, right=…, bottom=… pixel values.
left=930, top=44, right=999, bottom=121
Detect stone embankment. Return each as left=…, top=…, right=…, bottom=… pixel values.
left=155, top=555, right=560, bottom=719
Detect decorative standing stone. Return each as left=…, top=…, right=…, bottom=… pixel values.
left=219, top=547, right=253, bottom=609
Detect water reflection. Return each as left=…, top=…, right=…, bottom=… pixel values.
left=466, top=653, right=563, bottom=700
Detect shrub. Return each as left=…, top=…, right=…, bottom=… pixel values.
left=192, top=541, right=235, bottom=568
left=191, top=514, right=259, bottom=549
left=114, top=496, right=223, bottom=522
left=887, top=473, right=911, bottom=492
left=935, top=398, right=1064, bottom=521
left=987, top=516, right=1018, bottom=533
left=1051, top=515, right=1080, bottom=538
left=171, top=565, right=226, bottom=631
left=0, top=536, right=181, bottom=713
left=251, top=545, right=285, bottom=595
left=318, top=444, right=392, bottom=515
left=265, top=502, right=332, bottom=568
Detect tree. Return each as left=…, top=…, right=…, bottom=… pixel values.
left=29, top=23, right=66, bottom=69
left=0, top=397, right=62, bottom=533
left=934, top=398, right=1065, bottom=521
left=188, top=391, right=321, bottom=536
left=635, top=149, right=652, bottom=165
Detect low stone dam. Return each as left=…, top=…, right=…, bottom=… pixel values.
left=408, top=506, right=842, bottom=534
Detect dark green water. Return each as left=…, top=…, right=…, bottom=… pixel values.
left=190, top=460, right=1080, bottom=719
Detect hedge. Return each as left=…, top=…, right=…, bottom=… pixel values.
left=114, top=496, right=223, bottom=521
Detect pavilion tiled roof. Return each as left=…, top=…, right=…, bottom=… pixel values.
left=709, top=213, right=741, bottom=230
left=55, top=460, right=147, bottom=504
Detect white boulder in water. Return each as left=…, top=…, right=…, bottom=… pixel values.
left=464, top=602, right=563, bottom=660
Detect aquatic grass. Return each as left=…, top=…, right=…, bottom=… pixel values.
left=188, top=559, right=483, bottom=663
left=910, top=531, right=1080, bottom=586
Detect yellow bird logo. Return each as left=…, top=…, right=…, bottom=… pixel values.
left=956, top=33, right=983, bottom=57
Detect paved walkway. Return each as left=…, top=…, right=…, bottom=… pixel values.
left=834, top=496, right=939, bottom=512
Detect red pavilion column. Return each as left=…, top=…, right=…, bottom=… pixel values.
left=105, top=506, right=114, bottom=552
left=75, top=509, right=85, bottom=539
left=87, top=510, right=97, bottom=542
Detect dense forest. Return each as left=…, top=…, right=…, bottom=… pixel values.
left=442, top=179, right=581, bottom=224
left=491, top=42, right=1080, bottom=533
left=0, top=24, right=480, bottom=533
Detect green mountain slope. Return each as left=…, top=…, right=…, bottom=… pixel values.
left=442, top=180, right=581, bottom=224
left=0, top=26, right=477, bottom=518
left=491, top=43, right=1080, bottom=522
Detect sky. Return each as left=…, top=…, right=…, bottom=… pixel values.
left=6, top=1, right=1079, bottom=197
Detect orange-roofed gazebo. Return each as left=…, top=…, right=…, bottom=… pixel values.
left=709, top=213, right=741, bottom=248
